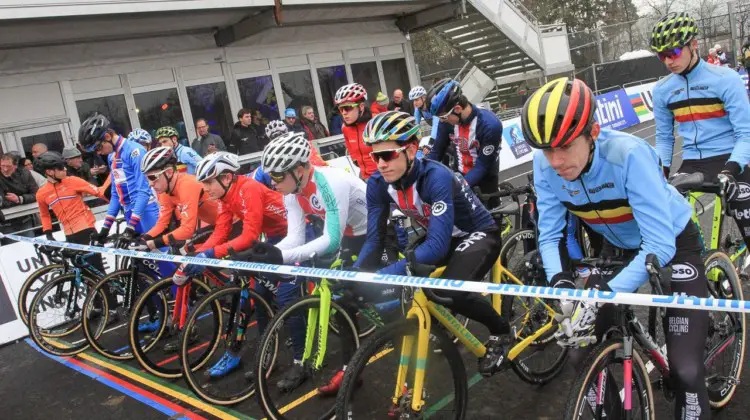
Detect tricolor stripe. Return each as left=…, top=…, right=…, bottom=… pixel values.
left=667, top=97, right=726, bottom=122
left=564, top=199, right=634, bottom=225
left=48, top=195, right=79, bottom=208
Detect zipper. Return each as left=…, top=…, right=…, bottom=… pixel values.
left=578, top=176, right=626, bottom=249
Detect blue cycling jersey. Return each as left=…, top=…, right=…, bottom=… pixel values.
left=653, top=59, right=750, bottom=169
left=427, top=107, right=502, bottom=187
left=535, top=128, right=693, bottom=292
left=414, top=107, right=440, bottom=140
left=250, top=167, right=273, bottom=189
left=104, top=136, right=159, bottom=232
left=175, top=144, right=201, bottom=175
left=356, top=158, right=496, bottom=275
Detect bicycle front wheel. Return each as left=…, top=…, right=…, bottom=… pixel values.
left=564, top=338, right=654, bottom=420
left=336, top=318, right=467, bottom=420
left=18, top=263, right=66, bottom=326
left=703, top=250, right=745, bottom=408
left=256, top=295, right=359, bottom=419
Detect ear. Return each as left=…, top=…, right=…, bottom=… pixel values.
left=590, top=122, right=601, bottom=140
left=405, top=142, right=418, bottom=160
left=358, top=102, right=366, bottom=113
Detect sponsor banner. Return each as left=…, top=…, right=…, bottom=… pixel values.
left=5, top=233, right=750, bottom=317
left=326, top=155, right=360, bottom=177
left=624, top=82, right=657, bottom=124
left=499, top=117, right=534, bottom=171
left=594, top=88, right=641, bottom=130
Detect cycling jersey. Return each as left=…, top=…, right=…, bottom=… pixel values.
left=36, top=176, right=107, bottom=236
left=250, top=167, right=273, bottom=189
left=414, top=108, right=439, bottom=139
left=356, top=158, right=496, bottom=275
left=342, top=108, right=378, bottom=179
left=103, top=136, right=159, bottom=232
left=174, top=144, right=201, bottom=175
left=428, top=107, right=502, bottom=187
left=653, top=59, right=750, bottom=169
left=145, top=173, right=219, bottom=246
left=535, top=128, right=693, bottom=292
left=276, top=165, right=368, bottom=263
left=197, top=176, right=287, bottom=258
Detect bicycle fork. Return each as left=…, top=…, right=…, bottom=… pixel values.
left=594, top=336, right=634, bottom=420
left=64, top=269, right=83, bottom=319
left=393, top=300, right=432, bottom=414
left=303, top=282, right=332, bottom=370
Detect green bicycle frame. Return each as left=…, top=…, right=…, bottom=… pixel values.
left=687, top=192, right=747, bottom=265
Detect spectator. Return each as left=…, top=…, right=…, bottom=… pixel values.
left=388, top=88, right=413, bottom=114
left=371, top=92, right=389, bottom=115
left=284, top=108, right=304, bottom=133
left=707, top=48, right=720, bottom=65
left=228, top=108, right=262, bottom=155
left=192, top=118, right=227, bottom=157
left=23, top=158, right=47, bottom=187
left=715, top=43, right=730, bottom=66
left=62, top=147, right=94, bottom=184
left=0, top=153, right=39, bottom=240
left=31, top=143, right=48, bottom=159
left=251, top=109, right=270, bottom=149
left=299, top=105, right=330, bottom=140
left=328, top=107, right=343, bottom=136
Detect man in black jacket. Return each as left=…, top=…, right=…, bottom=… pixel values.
left=0, top=153, right=39, bottom=241
left=228, top=108, right=262, bottom=155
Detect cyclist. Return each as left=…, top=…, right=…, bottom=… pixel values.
left=128, top=128, right=153, bottom=151
left=265, top=119, right=326, bottom=166
left=34, top=151, right=108, bottom=272
left=250, top=131, right=369, bottom=393
left=155, top=126, right=201, bottom=175
left=174, top=151, right=288, bottom=378
left=651, top=11, right=750, bottom=253
left=354, top=110, right=512, bottom=378
left=524, top=76, right=709, bottom=419
left=138, top=147, right=218, bottom=251
left=78, top=114, right=160, bottom=243
left=409, top=85, right=439, bottom=141
left=425, top=79, right=502, bottom=207
left=334, top=83, right=378, bottom=179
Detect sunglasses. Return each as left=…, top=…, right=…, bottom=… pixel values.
left=338, top=103, right=359, bottom=113
left=369, top=146, right=407, bottom=163
left=438, top=109, right=460, bottom=121
left=269, top=171, right=287, bottom=183
left=146, top=169, right=168, bottom=182
left=657, top=47, right=684, bottom=61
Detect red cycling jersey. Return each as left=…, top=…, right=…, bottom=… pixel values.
left=197, top=176, right=287, bottom=258
left=342, top=120, right=377, bottom=180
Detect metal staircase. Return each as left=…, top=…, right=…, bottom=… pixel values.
left=431, top=0, right=573, bottom=111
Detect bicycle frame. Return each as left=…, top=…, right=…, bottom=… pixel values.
left=687, top=192, right=747, bottom=265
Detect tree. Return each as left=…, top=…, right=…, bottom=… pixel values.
left=410, top=29, right=464, bottom=83
left=640, top=0, right=682, bottom=16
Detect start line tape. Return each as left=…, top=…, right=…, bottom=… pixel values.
left=6, top=232, right=750, bottom=314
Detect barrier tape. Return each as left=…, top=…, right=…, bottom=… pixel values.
left=5, top=232, right=750, bottom=314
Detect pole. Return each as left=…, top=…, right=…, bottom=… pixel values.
left=729, top=2, right=739, bottom=62
left=595, top=29, right=604, bottom=64
left=591, top=63, right=598, bottom=93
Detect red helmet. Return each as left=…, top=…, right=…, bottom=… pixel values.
left=334, top=83, right=368, bottom=105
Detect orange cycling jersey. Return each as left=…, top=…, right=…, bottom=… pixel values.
left=36, top=176, right=107, bottom=236
left=145, top=173, right=219, bottom=247
left=198, top=176, right=287, bottom=258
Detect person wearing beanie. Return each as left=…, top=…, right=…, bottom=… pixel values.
left=284, top=108, right=304, bottom=133
left=370, top=92, right=389, bottom=115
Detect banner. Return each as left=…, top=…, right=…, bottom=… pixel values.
left=624, top=82, right=657, bottom=124
left=499, top=117, right=534, bottom=171
left=593, top=88, right=641, bottom=130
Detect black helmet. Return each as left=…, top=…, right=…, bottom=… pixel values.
left=34, top=151, right=65, bottom=173
left=78, top=113, right=110, bottom=152
left=426, top=78, right=462, bottom=117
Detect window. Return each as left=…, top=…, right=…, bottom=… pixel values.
left=238, top=75, right=279, bottom=123
left=317, top=65, right=347, bottom=121
left=22, top=131, right=64, bottom=159
left=76, top=95, right=132, bottom=136
left=134, top=88, right=185, bottom=140
left=186, top=82, right=233, bottom=143
left=278, top=69, right=316, bottom=120
left=382, top=59, right=411, bottom=97
left=350, top=62, right=382, bottom=106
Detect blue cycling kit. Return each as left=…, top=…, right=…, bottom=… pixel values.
left=175, top=144, right=201, bottom=175
left=427, top=107, right=502, bottom=187
left=414, top=108, right=440, bottom=140
left=250, top=167, right=273, bottom=189
left=653, top=59, right=750, bottom=170
left=103, top=136, right=159, bottom=233
left=356, top=158, right=495, bottom=275
left=535, top=129, right=693, bottom=292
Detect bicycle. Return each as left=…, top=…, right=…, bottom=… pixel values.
left=335, top=247, right=568, bottom=419
left=563, top=253, right=745, bottom=419
left=254, top=249, right=405, bottom=419
left=26, top=248, right=110, bottom=357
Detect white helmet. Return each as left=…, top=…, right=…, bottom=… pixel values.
left=195, top=152, right=240, bottom=182
left=265, top=120, right=289, bottom=140
left=262, top=132, right=311, bottom=173
left=714, top=43, right=722, bottom=50
left=141, top=146, right=176, bottom=173
left=334, top=83, right=368, bottom=105
left=408, top=86, right=427, bottom=101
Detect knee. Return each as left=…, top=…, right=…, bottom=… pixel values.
left=670, top=360, right=704, bottom=392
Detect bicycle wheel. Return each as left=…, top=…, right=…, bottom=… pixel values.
left=81, top=269, right=158, bottom=360
left=564, top=338, right=655, bottom=420
left=27, top=273, right=105, bottom=356
left=504, top=253, right=568, bottom=385
left=703, top=250, right=745, bottom=408
left=128, top=277, right=218, bottom=378
left=256, top=295, right=359, bottom=419
left=499, top=229, right=536, bottom=271
left=18, top=263, right=65, bottom=326
left=336, top=318, right=467, bottom=420
left=181, top=284, right=272, bottom=405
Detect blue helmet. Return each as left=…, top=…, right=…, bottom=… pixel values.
left=426, top=79, right=462, bottom=117
left=127, top=128, right=152, bottom=146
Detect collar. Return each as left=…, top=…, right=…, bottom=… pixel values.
left=299, top=166, right=317, bottom=196
left=679, top=56, right=703, bottom=79
left=112, top=135, right=125, bottom=157
left=220, top=174, right=241, bottom=203
left=458, top=105, right=477, bottom=126
left=393, top=155, right=422, bottom=190
left=578, top=139, right=601, bottom=181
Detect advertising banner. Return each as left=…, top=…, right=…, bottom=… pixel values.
left=624, top=82, right=657, bottom=124
left=593, top=88, right=641, bottom=130
left=499, top=116, right=534, bottom=171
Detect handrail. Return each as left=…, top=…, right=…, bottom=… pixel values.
left=622, top=77, right=658, bottom=88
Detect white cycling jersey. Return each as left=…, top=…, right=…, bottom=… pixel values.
left=277, top=165, right=368, bottom=263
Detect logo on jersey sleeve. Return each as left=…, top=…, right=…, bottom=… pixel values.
left=131, top=149, right=141, bottom=159
left=431, top=201, right=447, bottom=216
left=310, top=194, right=323, bottom=212
left=482, top=145, right=495, bottom=156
